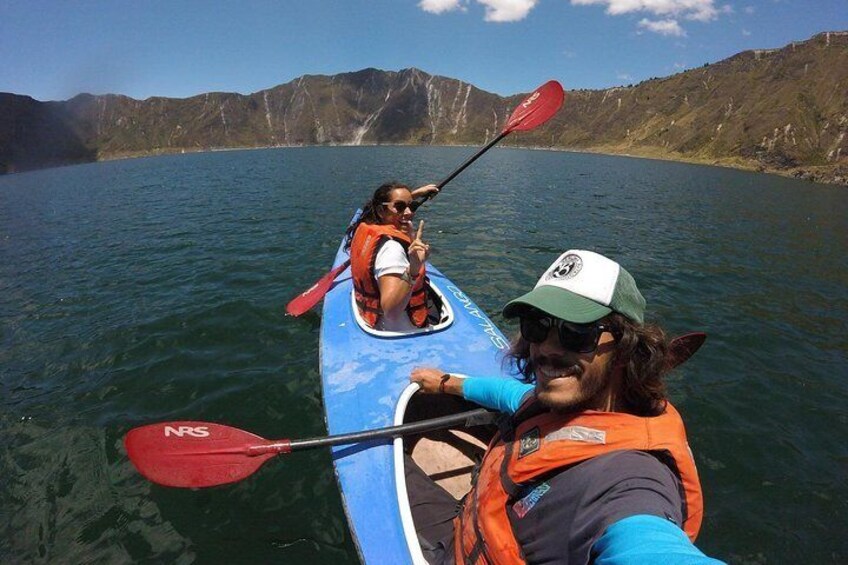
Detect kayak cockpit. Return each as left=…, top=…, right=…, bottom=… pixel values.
left=393, top=384, right=497, bottom=563
left=351, top=276, right=455, bottom=338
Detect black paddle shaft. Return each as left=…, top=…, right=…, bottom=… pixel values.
left=412, top=130, right=511, bottom=211
left=437, top=130, right=511, bottom=189
left=288, top=408, right=497, bottom=451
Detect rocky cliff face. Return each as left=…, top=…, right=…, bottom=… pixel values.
left=1, top=32, right=846, bottom=184
left=57, top=68, right=509, bottom=152
left=535, top=31, right=848, bottom=184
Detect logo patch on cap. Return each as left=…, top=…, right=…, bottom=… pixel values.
left=547, top=254, right=582, bottom=281
left=518, top=427, right=541, bottom=458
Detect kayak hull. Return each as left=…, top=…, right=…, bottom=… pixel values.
left=319, top=236, right=511, bottom=564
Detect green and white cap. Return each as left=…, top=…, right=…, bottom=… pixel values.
left=503, top=250, right=645, bottom=324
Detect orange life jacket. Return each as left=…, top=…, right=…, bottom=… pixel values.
left=455, top=399, right=704, bottom=564
left=349, top=222, right=428, bottom=328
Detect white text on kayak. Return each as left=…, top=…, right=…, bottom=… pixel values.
left=447, top=286, right=510, bottom=350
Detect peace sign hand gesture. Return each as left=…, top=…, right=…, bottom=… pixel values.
left=407, top=220, right=429, bottom=275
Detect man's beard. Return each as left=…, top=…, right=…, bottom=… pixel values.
left=530, top=355, right=612, bottom=413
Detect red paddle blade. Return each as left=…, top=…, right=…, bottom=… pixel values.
left=504, top=80, right=565, bottom=133
left=285, top=259, right=350, bottom=317
left=668, top=332, right=707, bottom=369
left=124, top=421, right=283, bottom=488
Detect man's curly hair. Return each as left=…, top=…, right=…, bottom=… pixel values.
left=505, top=313, right=670, bottom=416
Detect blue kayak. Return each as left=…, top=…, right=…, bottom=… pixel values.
left=319, top=222, right=511, bottom=564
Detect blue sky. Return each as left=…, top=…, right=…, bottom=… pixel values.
left=1, top=1, right=845, bottom=101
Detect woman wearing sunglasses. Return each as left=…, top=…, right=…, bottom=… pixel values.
left=344, top=181, right=439, bottom=332
left=409, top=250, right=722, bottom=564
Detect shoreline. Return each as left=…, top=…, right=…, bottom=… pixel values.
left=99, top=143, right=848, bottom=187
left=507, top=144, right=848, bottom=187
left=6, top=143, right=846, bottom=187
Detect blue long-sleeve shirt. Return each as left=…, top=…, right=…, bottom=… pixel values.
left=595, top=515, right=725, bottom=564
left=456, top=376, right=724, bottom=564
left=461, top=375, right=532, bottom=414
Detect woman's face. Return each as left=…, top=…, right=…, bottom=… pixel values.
left=379, top=188, right=415, bottom=232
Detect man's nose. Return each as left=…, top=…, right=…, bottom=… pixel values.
left=537, top=327, right=563, bottom=354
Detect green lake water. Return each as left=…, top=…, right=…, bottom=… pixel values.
left=1, top=146, right=846, bottom=563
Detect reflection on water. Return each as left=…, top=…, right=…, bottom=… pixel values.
left=1, top=147, right=846, bottom=563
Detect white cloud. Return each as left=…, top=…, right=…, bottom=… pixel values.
left=479, top=0, right=538, bottom=22
left=617, top=72, right=634, bottom=81
left=638, top=17, right=687, bottom=36
left=418, top=0, right=537, bottom=22
left=744, top=5, right=755, bottom=13
left=419, top=0, right=466, bottom=14
left=570, top=0, right=726, bottom=22
left=420, top=0, right=728, bottom=27
left=742, top=28, right=751, bottom=36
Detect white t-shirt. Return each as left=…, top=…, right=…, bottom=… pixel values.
left=374, top=239, right=409, bottom=278
left=373, top=240, right=417, bottom=332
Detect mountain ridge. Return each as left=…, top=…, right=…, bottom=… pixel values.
left=1, top=31, right=846, bottom=185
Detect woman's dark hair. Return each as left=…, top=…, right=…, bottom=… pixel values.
left=505, top=313, right=670, bottom=416
left=344, top=181, right=410, bottom=251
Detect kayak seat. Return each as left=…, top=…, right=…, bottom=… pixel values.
left=403, top=394, right=495, bottom=499
left=426, top=284, right=447, bottom=325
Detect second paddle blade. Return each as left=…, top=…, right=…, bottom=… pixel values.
left=667, top=332, right=707, bottom=369
left=286, top=260, right=350, bottom=316
left=505, top=80, right=565, bottom=132
left=124, top=421, right=277, bottom=488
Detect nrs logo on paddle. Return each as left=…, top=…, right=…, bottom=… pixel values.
left=164, top=425, right=210, bottom=438
left=522, top=91, right=540, bottom=108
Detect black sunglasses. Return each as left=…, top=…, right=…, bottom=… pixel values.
left=382, top=199, right=424, bottom=213
left=519, top=316, right=610, bottom=353
left=382, top=200, right=416, bottom=214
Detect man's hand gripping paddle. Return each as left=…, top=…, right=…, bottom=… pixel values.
left=284, top=80, right=565, bottom=317
left=125, top=332, right=705, bottom=489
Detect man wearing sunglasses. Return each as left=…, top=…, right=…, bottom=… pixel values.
left=410, top=250, right=722, bottom=564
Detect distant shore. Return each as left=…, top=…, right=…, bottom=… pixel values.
left=92, top=143, right=848, bottom=188
left=536, top=145, right=848, bottom=187
left=5, top=143, right=842, bottom=187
